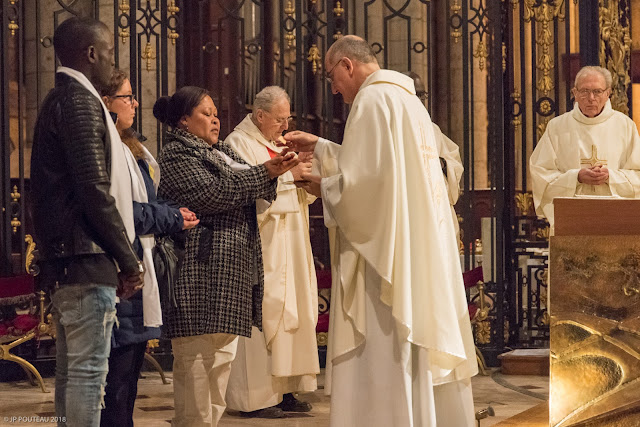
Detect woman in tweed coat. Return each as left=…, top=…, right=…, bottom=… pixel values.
left=153, top=86, right=299, bottom=427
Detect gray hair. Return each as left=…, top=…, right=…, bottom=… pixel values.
left=574, top=66, right=612, bottom=89
left=327, top=35, right=378, bottom=65
left=253, top=86, right=290, bottom=113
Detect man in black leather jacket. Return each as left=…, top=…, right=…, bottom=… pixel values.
left=30, top=17, right=143, bottom=427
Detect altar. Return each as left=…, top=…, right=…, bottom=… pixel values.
left=548, top=198, right=640, bottom=426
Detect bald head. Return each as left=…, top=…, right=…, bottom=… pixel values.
left=53, top=17, right=109, bottom=66
left=326, top=35, right=378, bottom=66
left=324, top=35, right=380, bottom=104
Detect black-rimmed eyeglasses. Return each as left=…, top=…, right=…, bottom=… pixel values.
left=111, top=94, right=136, bottom=105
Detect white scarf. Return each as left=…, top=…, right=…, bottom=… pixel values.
left=56, top=67, right=162, bottom=328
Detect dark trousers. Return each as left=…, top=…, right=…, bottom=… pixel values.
left=100, top=341, right=147, bottom=427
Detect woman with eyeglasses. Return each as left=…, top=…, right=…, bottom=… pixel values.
left=98, top=69, right=199, bottom=427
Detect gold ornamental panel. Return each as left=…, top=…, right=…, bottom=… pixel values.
left=550, top=235, right=640, bottom=426
left=599, top=0, right=631, bottom=114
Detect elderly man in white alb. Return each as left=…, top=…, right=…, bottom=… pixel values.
left=284, top=35, right=477, bottom=427
left=224, top=86, right=319, bottom=419
left=530, top=65, right=640, bottom=231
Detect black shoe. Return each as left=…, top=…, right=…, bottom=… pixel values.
left=277, top=394, right=313, bottom=412
left=239, top=406, right=286, bottom=418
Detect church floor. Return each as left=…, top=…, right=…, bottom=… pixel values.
left=0, top=369, right=548, bottom=426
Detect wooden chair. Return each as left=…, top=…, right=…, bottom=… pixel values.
left=315, top=269, right=331, bottom=348
left=0, top=274, right=54, bottom=393
left=143, top=339, right=170, bottom=384
left=462, top=266, right=490, bottom=376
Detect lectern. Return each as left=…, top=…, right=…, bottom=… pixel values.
left=550, top=197, right=640, bottom=426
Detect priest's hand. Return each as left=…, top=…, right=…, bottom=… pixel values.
left=298, top=151, right=313, bottom=163
left=291, top=161, right=313, bottom=182
left=264, top=149, right=300, bottom=179
left=578, top=166, right=609, bottom=185
left=282, top=131, right=319, bottom=152
left=294, top=173, right=322, bottom=197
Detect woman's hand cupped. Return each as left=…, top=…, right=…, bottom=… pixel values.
left=264, top=149, right=300, bottom=179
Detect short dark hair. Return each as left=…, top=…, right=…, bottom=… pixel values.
left=53, top=17, right=108, bottom=66
left=153, top=86, right=210, bottom=128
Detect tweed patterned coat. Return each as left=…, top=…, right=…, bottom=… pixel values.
left=157, top=129, right=277, bottom=338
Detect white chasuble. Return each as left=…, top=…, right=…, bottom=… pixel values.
left=530, top=100, right=640, bottom=231
left=433, top=123, right=463, bottom=237
left=433, top=123, right=463, bottom=207
left=225, top=115, right=319, bottom=411
left=316, top=70, right=477, bottom=427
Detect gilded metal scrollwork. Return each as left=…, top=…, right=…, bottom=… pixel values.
left=473, top=40, right=488, bottom=71
left=450, top=0, right=462, bottom=43
left=475, top=321, right=491, bottom=344
left=9, top=20, right=19, bottom=36
left=141, top=42, right=156, bottom=71
left=8, top=0, right=19, bottom=36
left=540, top=311, right=550, bottom=326
left=118, top=0, right=130, bottom=44
left=502, top=42, right=507, bottom=73
left=560, top=251, right=640, bottom=298
left=25, top=235, right=36, bottom=275
left=537, top=117, right=550, bottom=139
left=317, top=332, right=328, bottom=346
left=284, top=1, right=295, bottom=48
left=333, top=1, right=344, bottom=17
left=307, top=44, right=321, bottom=75
left=473, top=280, right=492, bottom=345
left=10, top=186, right=21, bottom=233
left=515, top=192, right=533, bottom=216
left=599, top=0, right=631, bottom=114
left=167, top=0, right=180, bottom=45
left=536, top=225, right=550, bottom=240
left=511, top=91, right=522, bottom=129
left=524, top=0, right=565, bottom=97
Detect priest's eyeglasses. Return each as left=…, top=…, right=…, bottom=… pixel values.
left=264, top=110, right=293, bottom=125
left=575, top=88, right=608, bottom=98
left=111, top=94, right=136, bottom=105
left=324, top=57, right=346, bottom=84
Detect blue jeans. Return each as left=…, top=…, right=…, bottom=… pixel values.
left=52, top=284, right=117, bottom=427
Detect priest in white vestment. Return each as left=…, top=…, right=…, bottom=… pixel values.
left=530, top=65, right=640, bottom=232
left=284, top=35, right=478, bottom=427
left=433, top=124, right=464, bottom=212
left=403, top=71, right=464, bottom=220
left=432, top=123, right=463, bottom=238
left=224, top=86, right=320, bottom=418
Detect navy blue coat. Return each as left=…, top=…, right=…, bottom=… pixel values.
left=111, top=158, right=184, bottom=348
